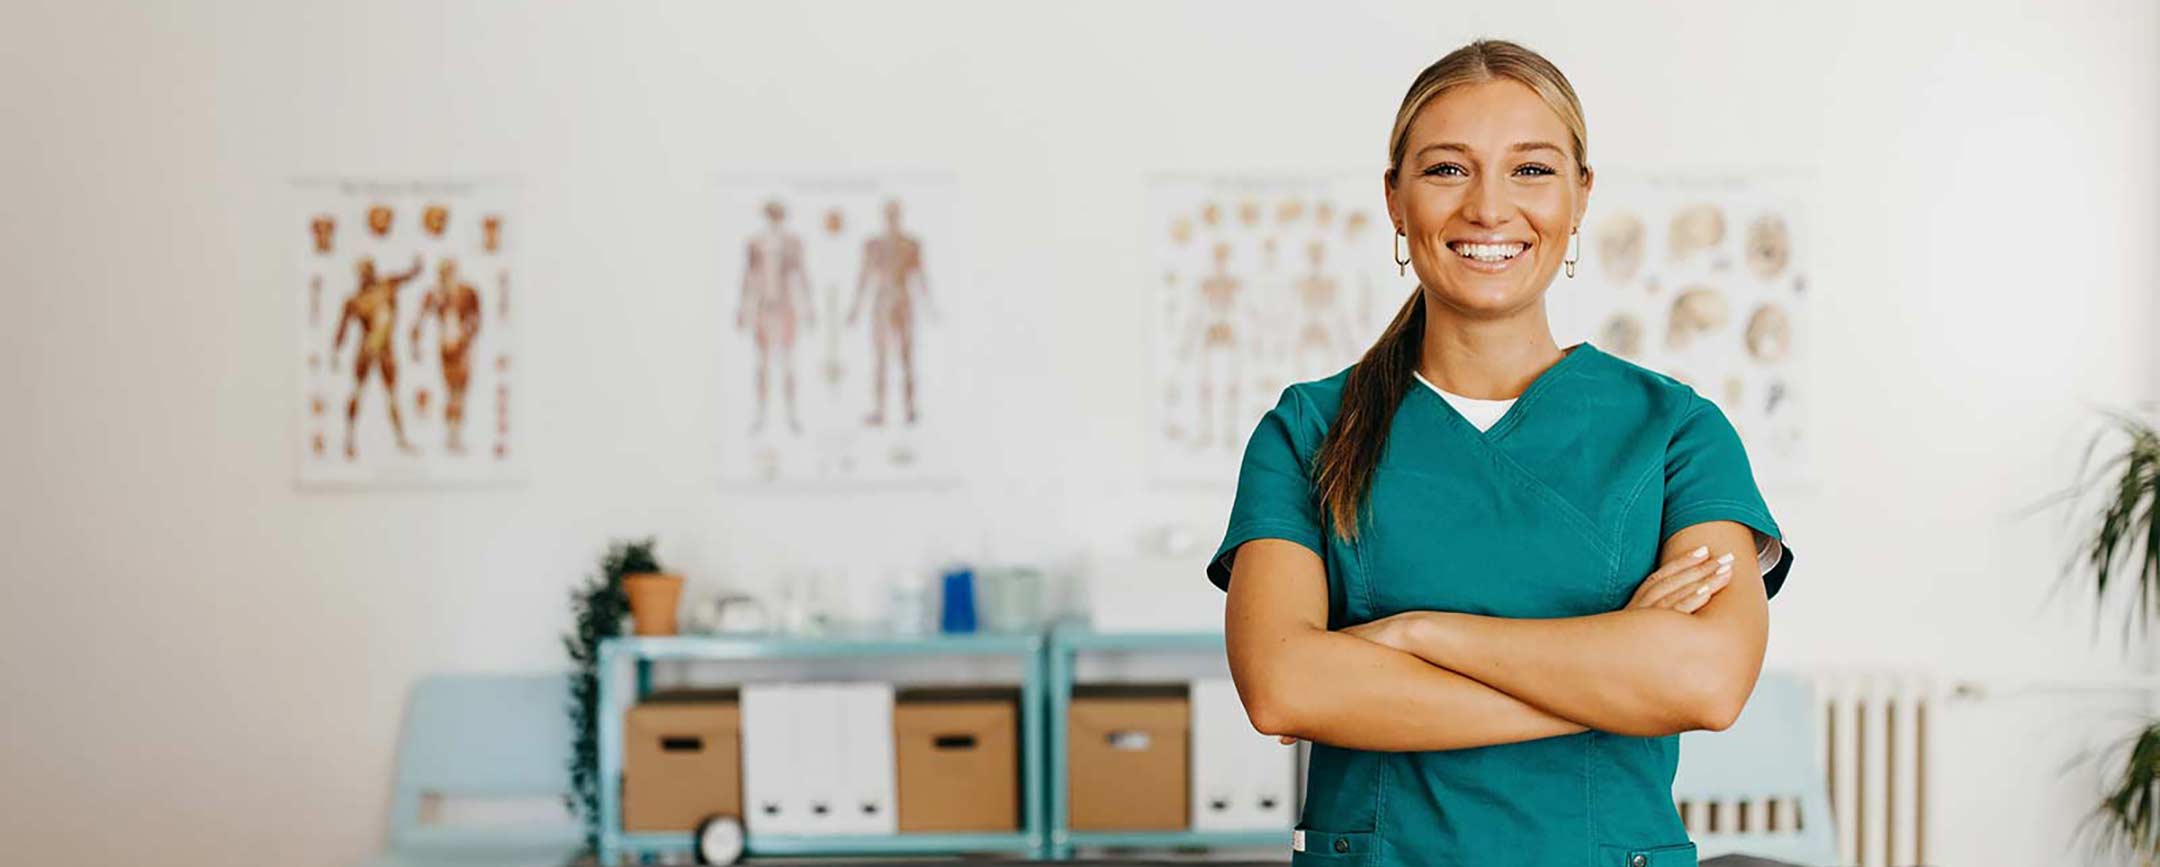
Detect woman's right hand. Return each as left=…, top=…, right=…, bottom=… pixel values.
left=1625, top=544, right=1737, bottom=614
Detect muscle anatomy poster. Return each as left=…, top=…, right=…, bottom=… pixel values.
left=294, top=178, right=519, bottom=487
left=714, top=175, right=966, bottom=486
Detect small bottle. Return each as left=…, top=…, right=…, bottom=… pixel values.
left=938, top=565, right=977, bottom=634
left=1003, top=565, right=1046, bottom=631
left=887, top=574, right=928, bottom=637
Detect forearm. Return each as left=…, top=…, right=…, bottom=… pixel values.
left=1396, top=609, right=1751, bottom=736
left=1233, top=624, right=1587, bottom=752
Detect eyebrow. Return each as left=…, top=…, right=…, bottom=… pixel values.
left=1417, top=141, right=1565, bottom=158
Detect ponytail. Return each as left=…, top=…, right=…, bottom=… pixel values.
left=1313, top=288, right=1425, bottom=539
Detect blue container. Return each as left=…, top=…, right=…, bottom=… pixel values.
left=939, top=567, right=977, bottom=634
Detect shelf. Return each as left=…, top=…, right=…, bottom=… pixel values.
left=618, top=829, right=1041, bottom=857
left=1060, top=829, right=1288, bottom=850
left=618, top=828, right=1280, bottom=857
left=1049, top=626, right=1227, bottom=653
left=599, top=626, right=1268, bottom=864
left=598, top=630, right=1055, bottom=865
left=604, top=630, right=1043, bottom=662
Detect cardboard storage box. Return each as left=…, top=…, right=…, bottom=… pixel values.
left=623, top=697, right=742, bottom=831
left=894, top=693, right=1019, bottom=832
left=1067, top=690, right=1190, bottom=831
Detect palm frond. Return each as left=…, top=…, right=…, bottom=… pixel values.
left=2045, top=409, right=2160, bottom=864
left=2044, top=411, right=2160, bottom=647
left=2079, top=722, right=2160, bottom=863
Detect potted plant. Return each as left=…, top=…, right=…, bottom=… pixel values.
left=563, top=536, right=662, bottom=856
left=616, top=539, right=683, bottom=637
left=2047, top=409, right=2160, bottom=864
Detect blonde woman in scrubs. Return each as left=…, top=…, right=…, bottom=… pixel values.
left=1210, top=40, right=1793, bottom=867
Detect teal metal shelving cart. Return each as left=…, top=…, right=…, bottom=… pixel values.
left=1043, top=626, right=1291, bottom=859
left=595, top=632, right=1049, bottom=865
left=593, top=627, right=1290, bottom=863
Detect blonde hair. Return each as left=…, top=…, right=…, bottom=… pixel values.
left=1386, top=39, right=1591, bottom=184
left=1316, top=39, right=1591, bottom=539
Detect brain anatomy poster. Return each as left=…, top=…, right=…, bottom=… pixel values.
left=714, top=174, right=966, bottom=486
left=294, top=178, right=519, bottom=488
left=1549, top=169, right=1812, bottom=489
left=1146, top=174, right=1403, bottom=484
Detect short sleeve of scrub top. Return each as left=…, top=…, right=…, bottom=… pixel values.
left=1663, top=394, right=1796, bottom=599
left=1206, top=387, right=1324, bottom=591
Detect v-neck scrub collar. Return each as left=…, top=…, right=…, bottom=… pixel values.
left=1408, top=342, right=1595, bottom=441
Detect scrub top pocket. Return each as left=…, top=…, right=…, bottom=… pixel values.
left=1292, top=828, right=1380, bottom=866
left=1596, top=840, right=1697, bottom=867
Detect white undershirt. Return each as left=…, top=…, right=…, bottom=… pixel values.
left=1413, top=371, right=1516, bottom=432
left=1411, top=370, right=1786, bottom=576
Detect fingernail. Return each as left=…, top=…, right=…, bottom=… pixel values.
left=1716, top=562, right=1733, bottom=576
left=1695, top=584, right=1711, bottom=596
left=1715, top=552, right=1735, bottom=565
left=1690, top=545, right=1709, bottom=559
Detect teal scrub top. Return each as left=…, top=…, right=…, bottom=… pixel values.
left=1207, top=341, right=1793, bottom=867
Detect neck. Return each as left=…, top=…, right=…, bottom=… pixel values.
left=1415, top=292, right=1565, bottom=400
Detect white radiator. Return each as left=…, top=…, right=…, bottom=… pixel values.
left=1814, top=672, right=1937, bottom=867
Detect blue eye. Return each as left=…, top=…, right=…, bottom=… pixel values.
left=1516, top=164, right=1555, bottom=176
left=1423, top=163, right=1466, bottom=177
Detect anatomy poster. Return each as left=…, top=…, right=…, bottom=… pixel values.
left=1146, top=174, right=1402, bottom=484
left=294, top=178, right=519, bottom=487
left=714, top=175, right=966, bottom=486
left=1548, top=170, right=1812, bottom=488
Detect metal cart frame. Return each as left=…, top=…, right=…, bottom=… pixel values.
left=591, top=627, right=1289, bottom=863
left=596, top=632, right=1048, bottom=864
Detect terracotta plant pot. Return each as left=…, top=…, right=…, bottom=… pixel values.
left=623, top=572, right=685, bottom=636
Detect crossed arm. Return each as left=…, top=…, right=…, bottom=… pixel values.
left=1223, top=519, right=1769, bottom=751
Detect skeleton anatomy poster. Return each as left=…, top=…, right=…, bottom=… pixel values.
left=1548, top=170, right=1812, bottom=488
left=294, top=178, right=519, bottom=487
left=714, top=175, right=964, bottom=486
left=1146, top=174, right=1402, bottom=485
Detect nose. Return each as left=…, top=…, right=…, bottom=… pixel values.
left=1462, top=170, right=1510, bottom=227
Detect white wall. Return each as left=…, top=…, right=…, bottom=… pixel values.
left=3, top=1, right=2157, bottom=864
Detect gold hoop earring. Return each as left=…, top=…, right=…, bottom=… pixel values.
left=1563, top=227, right=1580, bottom=279
left=1394, top=230, right=1410, bottom=276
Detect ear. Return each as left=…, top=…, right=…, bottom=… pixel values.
left=1573, top=165, right=1596, bottom=229
left=1381, top=166, right=1402, bottom=231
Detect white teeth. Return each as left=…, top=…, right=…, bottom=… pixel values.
left=1450, top=242, right=1526, bottom=262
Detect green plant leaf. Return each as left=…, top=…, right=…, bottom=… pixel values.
left=561, top=536, right=650, bottom=856
left=2080, top=722, right=2160, bottom=861
left=2041, top=409, right=2160, bottom=860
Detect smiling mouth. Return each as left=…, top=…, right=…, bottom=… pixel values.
left=1447, top=241, right=1529, bottom=263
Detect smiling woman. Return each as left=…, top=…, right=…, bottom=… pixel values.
left=1208, top=39, right=1794, bottom=867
